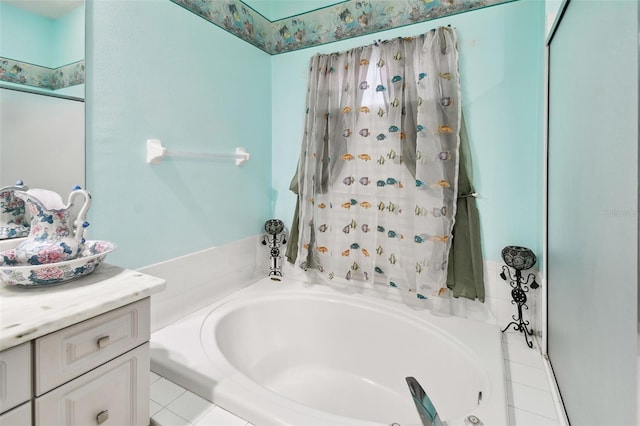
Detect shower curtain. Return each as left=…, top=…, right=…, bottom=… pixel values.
left=289, top=27, right=478, bottom=299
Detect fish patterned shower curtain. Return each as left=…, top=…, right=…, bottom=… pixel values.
left=294, top=27, right=461, bottom=298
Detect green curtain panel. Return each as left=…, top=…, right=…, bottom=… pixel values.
left=446, top=114, right=484, bottom=301
left=285, top=176, right=300, bottom=264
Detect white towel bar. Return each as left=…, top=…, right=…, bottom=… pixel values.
left=146, top=139, right=250, bottom=166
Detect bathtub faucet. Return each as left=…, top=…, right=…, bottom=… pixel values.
left=405, top=377, right=443, bottom=426
left=405, top=378, right=484, bottom=426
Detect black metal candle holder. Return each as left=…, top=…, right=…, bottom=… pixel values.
left=262, top=219, right=287, bottom=280
left=500, top=246, right=539, bottom=348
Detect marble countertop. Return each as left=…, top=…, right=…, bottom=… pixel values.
left=0, top=263, right=166, bottom=351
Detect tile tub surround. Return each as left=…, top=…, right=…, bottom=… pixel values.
left=484, top=259, right=544, bottom=341
left=139, top=234, right=543, bottom=338
left=140, top=235, right=269, bottom=332
left=0, top=263, right=166, bottom=351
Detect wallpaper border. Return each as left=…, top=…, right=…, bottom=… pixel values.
left=0, top=58, right=85, bottom=91
left=171, top=0, right=517, bottom=54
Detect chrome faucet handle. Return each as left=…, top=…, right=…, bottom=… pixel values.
left=405, top=377, right=444, bottom=426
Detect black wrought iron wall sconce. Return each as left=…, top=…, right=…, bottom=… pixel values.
left=500, top=246, right=539, bottom=348
left=262, top=219, right=287, bottom=281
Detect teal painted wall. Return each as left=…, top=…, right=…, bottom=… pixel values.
left=271, top=0, right=545, bottom=263
left=53, top=4, right=85, bottom=98
left=1, top=2, right=85, bottom=97
left=52, top=4, right=85, bottom=66
left=83, top=0, right=543, bottom=269
left=86, top=0, right=272, bottom=269
left=1, top=4, right=54, bottom=66
left=0, top=3, right=84, bottom=67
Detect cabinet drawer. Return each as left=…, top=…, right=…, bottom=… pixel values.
left=35, top=298, right=150, bottom=395
left=0, top=342, right=31, bottom=413
left=0, top=401, right=31, bottom=425
left=35, top=343, right=149, bottom=426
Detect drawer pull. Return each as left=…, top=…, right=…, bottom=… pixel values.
left=97, top=336, right=110, bottom=348
left=96, top=410, right=109, bottom=424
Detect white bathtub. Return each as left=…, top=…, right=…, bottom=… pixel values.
left=150, top=277, right=508, bottom=426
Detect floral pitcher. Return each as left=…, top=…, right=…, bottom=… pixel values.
left=13, top=187, right=91, bottom=265
left=0, top=181, right=30, bottom=239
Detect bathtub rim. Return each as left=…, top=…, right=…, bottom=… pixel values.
left=150, top=276, right=509, bottom=426
left=203, top=290, right=495, bottom=424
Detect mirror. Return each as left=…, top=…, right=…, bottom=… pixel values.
left=0, top=0, right=85, bottom=238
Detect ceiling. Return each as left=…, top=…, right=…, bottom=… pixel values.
left=2, top=0, right=82, bottom=19
left=242, top=0, right=340, bottom=21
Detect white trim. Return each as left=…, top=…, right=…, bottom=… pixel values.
left=545, top=0, right=571, bottom=46
left=542, top=42, right=549, bottom=356
left=542, top=354, right=570, bottom=425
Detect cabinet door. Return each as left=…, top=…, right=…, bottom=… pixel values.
left=0, top=401, right=31, bottom=425
left=0, top=342, right=30, bottom=413
left=35, top=343, right=149, bottom=426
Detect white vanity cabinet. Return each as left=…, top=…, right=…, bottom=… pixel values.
left=0, top=401, right=31, bottom=425
left=35, top=344, right=149, bottom=425
left=0, top=264, right=166, bottom=426
left=0, top=342, right=31, bottom=424
left=34, top=298, right=150, bottom=426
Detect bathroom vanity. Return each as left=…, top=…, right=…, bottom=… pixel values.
left=0, top=263, right=165, bottom=425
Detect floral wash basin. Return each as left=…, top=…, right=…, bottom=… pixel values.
left=0, top=241, right=116, bottom=287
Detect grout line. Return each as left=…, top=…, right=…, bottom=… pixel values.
left=150, top=385, right=187, bottom=410
left=504, top=354, right=546, bottom=371
left=150, top=400, right=164, bottom=418
left=166, top=407, right=201, bottom=425
left=167, top=400, right=215, bottom=425
left=509, top=404, right=560, bottom=422
left=507, top=376, right=552, bottom=393
left=151, top=408, right=193, bottom=426
left=503, top=338, right=562, bottom=424
left=153, top=393, right=182, bottom=409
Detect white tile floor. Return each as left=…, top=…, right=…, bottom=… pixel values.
left=149, top=372, right=252, bottom=426
left=150, top=331, right=566, bottom=426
